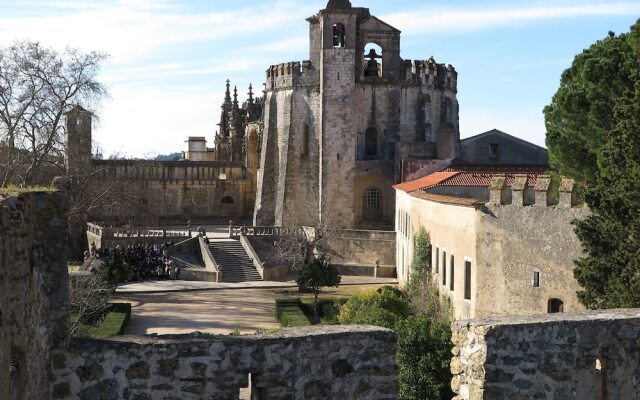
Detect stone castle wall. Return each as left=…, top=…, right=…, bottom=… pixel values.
left=0, top=192, right=69, bottom=400
left=451, top=309, right=640, bottom=399
left=51, top=326, right=398, bottom=400
left=87, top=160, right=251, bottom=224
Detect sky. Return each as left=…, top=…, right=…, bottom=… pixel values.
left=0, top=0, right=638, bottom=158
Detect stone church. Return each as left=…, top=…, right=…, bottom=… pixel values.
left=251, top=0, right=460, bottom=229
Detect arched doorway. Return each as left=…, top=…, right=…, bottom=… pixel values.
left=363, top=187, right=382, bottom=221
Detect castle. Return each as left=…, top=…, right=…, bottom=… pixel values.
left=184, top=0, right=461, bottom=230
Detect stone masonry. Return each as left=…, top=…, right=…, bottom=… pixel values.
left=254, top=0, right=460, bottom=229
left=0, top=191, right=69, bottom=400
left=51, top=326, right=398, bottom=400
left=451, top=309, right=640, bottom=399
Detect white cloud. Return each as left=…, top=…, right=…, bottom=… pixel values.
left=383, top=2, right=640, bottom=34
left=95, top=84, right=221, bottom=157
left=0, top=0, right=314, bottom=64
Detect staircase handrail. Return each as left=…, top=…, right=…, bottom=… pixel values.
left=199, top=237, right=220, bottom=282
left=239, top=235, right=264, bottom=279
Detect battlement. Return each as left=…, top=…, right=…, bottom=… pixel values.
left=266, top=60, right=315, bottom=90
left=405, top=58, right=457, bottom=90
left=489, top=174, right=578, bottom=208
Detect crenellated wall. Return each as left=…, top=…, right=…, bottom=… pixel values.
left=0, top=191, right=69, bottom=400
left=451, top=309, right=640, bottom=400
left=51, top=326, right=399, bottom=400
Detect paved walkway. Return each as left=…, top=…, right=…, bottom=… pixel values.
left=117, top=289, right=282, bottom=336
left=116, top=280, right=397, bottom=336
left=116, top=276, right=398, bottom=294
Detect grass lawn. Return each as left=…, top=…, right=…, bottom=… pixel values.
left=275, top=297, right=348, bottom=327
left=72, top=303, right=131, bottom=338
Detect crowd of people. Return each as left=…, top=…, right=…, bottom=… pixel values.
left=89, top=241, right=178, bottom=282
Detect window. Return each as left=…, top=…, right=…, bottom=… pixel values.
left=533, top=271, right=540, bottom=288
left=363, top=43, right=382, bottom=77
left=464, top=261, right=471, bottom=300
left=365, top=187, right=381, bottom=209
left=301, top=123, right=309, bottom=156
left=435, top=247, right=439, bottom=273
left=364, top=127, right=378, bottom=158
left=333, top=23, right=346, bottom=48
left=450, top=255, right=455, bottom=291
left=548, top=298, right=564, bottom=313
left=425, top=123, right=433, bottom=142
left=489, top=143, right=500, bottom=160
left=221, top=196, right=234, bottom=204
left=442, top=251, right=447, bottom=286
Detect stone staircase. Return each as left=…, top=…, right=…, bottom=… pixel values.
left=208, top=239, right=262, bottom=283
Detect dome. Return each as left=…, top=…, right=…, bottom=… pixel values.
left=326, top=0, right=352, bottom=9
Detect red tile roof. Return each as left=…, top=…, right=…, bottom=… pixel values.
left=396, top=164, right=549, bottom=192
left=393, top=171, right=459, bottom=193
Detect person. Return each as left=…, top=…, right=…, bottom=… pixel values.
left=174, top=264, right=180, bottom=280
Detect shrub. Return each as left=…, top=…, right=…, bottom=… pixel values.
left=396, top=316, right=454, bottom=400
left=338, top=286, right=410, bottom=329
left=296, top=255, right=341, bottom=321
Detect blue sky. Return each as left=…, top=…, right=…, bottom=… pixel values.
left=0, top=0, right=638, bottom=158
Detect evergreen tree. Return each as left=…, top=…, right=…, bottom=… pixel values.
left=573, top=22, right=640, bottom=308
left=544, top=25, right=637, bottom=181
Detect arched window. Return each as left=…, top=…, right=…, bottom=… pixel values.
left=548, top=298, right=564, bottom=313
left=221, top=196, right=234, bottom=205
left=441, top=97, right=453, bottom=123
left=363, top=43, right=382, bottom=78
left=333, top=24, right=345, bottom=48
left=301, top=123, right=309, bottom=156
left=364, top=127, right=378, bottom=159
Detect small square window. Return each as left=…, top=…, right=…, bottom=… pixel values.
left=489, top=143, right=500, bottom=159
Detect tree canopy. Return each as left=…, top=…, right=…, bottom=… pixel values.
left=0, top=40, right=107, bottom=185
left=573, top=21, right=640, bottom=308
left=549, top=20, right=640, bottom=308
left=544, top=26, right=637, bottom=182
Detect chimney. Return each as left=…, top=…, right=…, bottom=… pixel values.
left=559, top=177, right=577, bottom=208
left=534, top=175, right=552, bottom=206
left=489, top=175, right=508, bottom=205
left=511, top=174, right=530, bottom=206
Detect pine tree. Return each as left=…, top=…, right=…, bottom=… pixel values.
left=573, top=23, right=640, bottom=308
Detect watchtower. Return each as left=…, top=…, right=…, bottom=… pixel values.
left=64, top=106, right=92, bottom=178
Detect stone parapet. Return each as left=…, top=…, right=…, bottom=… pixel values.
left=52, top=326, right=399, bottom=400
left=451, top=309, right=640, bottom=399
left=0, top=191, right=69, bottom=400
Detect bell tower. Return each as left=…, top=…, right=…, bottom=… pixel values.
left=318, top=0, right=358, bottom=227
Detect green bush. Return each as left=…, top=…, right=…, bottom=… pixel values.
left=396, top=316, right=454, bottom=400
left=338, top=287, right=410, bottom=329
left=275, top=299, right=311, bottom=327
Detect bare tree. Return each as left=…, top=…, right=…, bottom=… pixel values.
left=68, top=272, right=112, bottom=336
left=0, top=41, right=107, bottom=186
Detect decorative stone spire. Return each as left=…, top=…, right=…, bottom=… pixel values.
left=247, top=84, right=254, bottom=105
left=233, top=86, right=239, bottom=109
left=223, top=79, right=232, bottom=108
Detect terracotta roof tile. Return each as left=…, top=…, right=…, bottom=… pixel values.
left=393, top=171, right=460, bottom=193
left=409, top=191, right=485, bottom=207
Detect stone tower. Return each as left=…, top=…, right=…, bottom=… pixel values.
left=253, top=0, right=460, bottom=229
left=318, top=1, right=358, bottom=226
left=64, top=105, right=92, bottom=178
